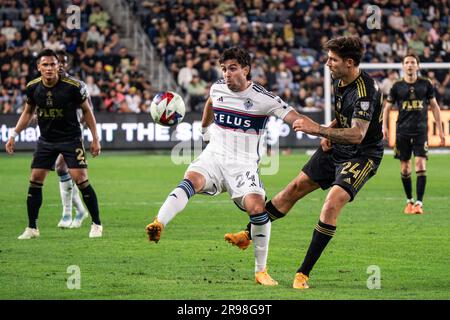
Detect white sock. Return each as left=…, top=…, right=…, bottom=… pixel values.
left=71, top=184, right=86, bottom=215
left=59, top=176, right=73, bottom=218
left=250, top=213, right=271, bottom=273
left=157, top=179, right=195, bottom=226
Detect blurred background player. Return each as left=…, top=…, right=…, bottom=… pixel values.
left=383, top=54, right=445, bottom=214
left=5, top=49, right=103, bottom=239
left=146, top=47, right=303, bottom=286
left=225, top=36, right=384, bottom=289
left=55, top=51, right=89, bottom=228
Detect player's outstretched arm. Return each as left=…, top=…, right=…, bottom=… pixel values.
left=429, top=98, right=446, bottom=146
left=81, top=99, right=101, bottom=157
left=5, top=103, right=35, bottom=154
left=382, top=101, right=392, bottom=140
left=293, top=114, right=369, bottom=145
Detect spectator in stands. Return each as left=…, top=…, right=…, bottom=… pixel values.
left=24, top=30, right=43, bottom=55
left=198, top=60, right=219, bottom=84
left=44, top=33, right=64, bottom=51
left=87, top=24, right=105, bottom=47
left=1, top=19, right=17, bottom=42
left=28, top=7, right=44, bottom=31
left=178, top=58, right=198, bottom=91
left=140, top=90, right=153, bottom=113
left=125, top=86, right=142, bottom=113
left=186, top=74, right=207, bottom=112
left=276, top=62, right=294, bottom=94
left=89, top=3, right=110, bottom=29
left=118, top=46, right=135, bottom=74
left=85, top=75, right=103, bottom=112
left=81, top=46, right=98, bottom=77
left=380, top=70, right=400, bottom=96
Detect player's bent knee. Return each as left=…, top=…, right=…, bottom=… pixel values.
left=184, top=171, right=205, bottom=193
left=243, top=193, right=265, bottom=213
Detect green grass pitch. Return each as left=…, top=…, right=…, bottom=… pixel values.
left=0, top=151, right=449, bottom=300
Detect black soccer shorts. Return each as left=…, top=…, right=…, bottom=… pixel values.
left=394, top=133, right=428, bottom=161
left=31, top=138, right=88, bottom=169
left=302, top=147, right=380, bottom=201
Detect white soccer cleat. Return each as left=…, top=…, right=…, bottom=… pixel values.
left=89, top=223, right=103, bottom=238
left=70, top=211, right=89, bottom=228
left=57, top=215, right=73, bottom=228
left=18, top=227, right=40, bottom=240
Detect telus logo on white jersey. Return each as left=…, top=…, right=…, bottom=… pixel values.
left=213, top=107, right=268, bottom=133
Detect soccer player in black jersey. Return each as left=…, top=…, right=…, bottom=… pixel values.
left=382, top=54, right=445, bottom=215
left=225, top=36, right=384, bottom=289
left=5, top=49, right=103, bottom=239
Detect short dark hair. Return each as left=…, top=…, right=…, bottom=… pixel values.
left=403, top=53, right=420, bottom=64
left=36, top=48, right=59, bottom=63
left=324, top=36, right=365, bottom=66
left=219, top=47, right=252, bottom=80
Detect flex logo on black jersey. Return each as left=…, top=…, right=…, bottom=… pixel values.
left=402, top=100, right=424, bottom=111
left=38, top=108, right=64, bottom=119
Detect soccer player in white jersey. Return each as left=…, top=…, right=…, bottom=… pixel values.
left=146, top=47, right=302, bottom=286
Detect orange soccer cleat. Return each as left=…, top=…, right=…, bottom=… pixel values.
left=293, top=272, right=310, bottom=289
left=403, top=202, right=415, bottom=214
left=224, top=230, right=251, bottom=250
left=146, top=219, right=164, bottom=243
left=413, top=203, right=424, bottom=214
left=255, top=269, right=278, bottom=286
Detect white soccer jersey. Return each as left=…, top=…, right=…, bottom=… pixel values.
left=206, top=80, right=293, bottom=163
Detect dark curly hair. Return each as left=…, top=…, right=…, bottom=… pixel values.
left=324, top=36, right=365, bottom=66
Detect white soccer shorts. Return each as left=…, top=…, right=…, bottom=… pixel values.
left=186, top=150, right=266, bottom=209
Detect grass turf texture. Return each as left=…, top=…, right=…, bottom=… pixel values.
left=0, top=151, right=449, bottom=299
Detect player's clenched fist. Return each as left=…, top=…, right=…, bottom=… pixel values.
left=293, top=115, right=320, bottom=135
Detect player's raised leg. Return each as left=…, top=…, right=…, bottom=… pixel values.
left=293, top=185, right=346, bottom=289
left=244, top=194, right=278, bottom=286
left=146, top=171, right=205, bottom=243
left=18, top=169, right=49, bottom=239
left=225, top=172, right=319, bottom=249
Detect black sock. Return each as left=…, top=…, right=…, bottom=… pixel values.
left=401, top=173, right=413, bottom=200
left=416, top=171, right=426, bottom=202
left=78, top=182, right=101, bottom=225
left=298, top=220, right=336, bottom=277
left=266, top=200, right=286, bottom=221
left=27, top=182, right=43, bottom=229
left=245, top=200, right=286, bottom=239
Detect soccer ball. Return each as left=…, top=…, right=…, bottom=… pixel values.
left=150, top=91, right=185, bottom=126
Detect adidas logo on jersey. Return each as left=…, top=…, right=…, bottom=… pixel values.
left=343, top=178, right=352, bottom=184
left=217, top=96, right=224, bottom=102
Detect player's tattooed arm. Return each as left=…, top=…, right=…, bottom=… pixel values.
left=293, top=115, right=369, bottom=145
left=318, top=118, right=369, bottom=144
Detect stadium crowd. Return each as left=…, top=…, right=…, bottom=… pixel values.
left=0, top=0, right=153, bottom=114
left=1, top=0, right=450, bottom=114
left=132, top=0, right=450, bottom=111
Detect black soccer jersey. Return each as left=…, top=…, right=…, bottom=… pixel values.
left=386, top=77, right=434, bottom=136
left=26, top=75, right=88, bottom=142
left=332, top=71, right=384, bottom=162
